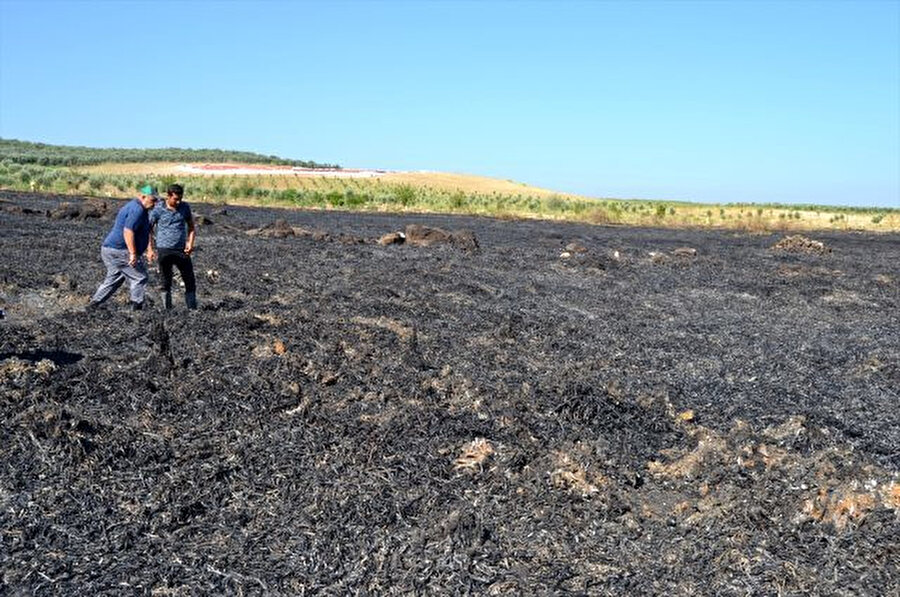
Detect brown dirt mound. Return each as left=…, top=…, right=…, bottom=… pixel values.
left=405, top=224, right=479, bottom=251
left=772, top=234, right=831, bottom=254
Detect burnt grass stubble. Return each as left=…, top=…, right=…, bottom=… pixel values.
left=1, top=191, right=898, bottom=595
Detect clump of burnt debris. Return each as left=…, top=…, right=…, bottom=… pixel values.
left=1, top=191, right=898, bottom=595
left=771, top=234, right=831, bottom=254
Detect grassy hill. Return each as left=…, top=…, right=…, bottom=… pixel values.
left=1, top=139, right=897, bottom=231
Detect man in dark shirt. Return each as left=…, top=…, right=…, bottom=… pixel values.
left=149, top=183, right=198, bottom=310
left=88, top=185, right=159, bottom=310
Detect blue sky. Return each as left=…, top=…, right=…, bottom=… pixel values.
left=1, top=0, right=897, bottom=207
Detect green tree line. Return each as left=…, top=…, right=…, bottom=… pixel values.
left=0, top=138, right=339, bottom=169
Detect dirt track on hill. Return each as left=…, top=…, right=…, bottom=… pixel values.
left=2, top=191, right=898, bottom=595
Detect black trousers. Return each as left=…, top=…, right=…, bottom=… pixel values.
left=157, top=248, right=197, bottom=293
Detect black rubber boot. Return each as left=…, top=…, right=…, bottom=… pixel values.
left=162, top=291, right=173, bottom=310
left=185, top=291, right=197, bottom=310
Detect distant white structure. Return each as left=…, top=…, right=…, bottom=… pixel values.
left=175, top=164, right=390, bottom=178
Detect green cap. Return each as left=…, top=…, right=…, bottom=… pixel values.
left=138, top=184, right=159, bottom=198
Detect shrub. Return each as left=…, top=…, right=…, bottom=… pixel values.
left=344, top=191, right=367, bottom=207
left=394, top=184, right=417, bottom=207
left=91, top=176, right=108, bottom=192
left=326, top=191, right=343, bottom=206
left=450, top=191, right=466, bottom=208
left=588, top=207, right=611, bottom=224
left=37, top=170, right=59, bottom=186
left=278, top=188, right=299, bottom=202
left=546, top=195, right=566, bottom=212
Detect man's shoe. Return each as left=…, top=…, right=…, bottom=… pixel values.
left=185, top=291, right=197, bottom=310
left=131, top=301, right=144, bottom=311
left=85, top=300, right=102, bottom=312
left=162, top=291, right=173, bottom=310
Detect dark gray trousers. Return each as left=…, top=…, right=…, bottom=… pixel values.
left=91, top=247, right=148, bottom=305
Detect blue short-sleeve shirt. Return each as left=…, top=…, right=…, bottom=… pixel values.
left=150, top=202, right=193, bottom=250
left=102, top=199, right=151, bottom=254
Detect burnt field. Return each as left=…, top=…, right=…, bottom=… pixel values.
left=1, top=191, right=898, bottom=595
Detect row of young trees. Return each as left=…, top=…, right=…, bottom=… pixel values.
left=0, top=138, right=339, bottom=169
left=1, top=149, right=894, bottom=229
left=3, top=160, right=892, bottom=228
left=0, top=159, right=603, bottom=217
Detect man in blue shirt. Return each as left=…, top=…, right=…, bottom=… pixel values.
left=88, top=184, right=159, bottom=310
left=150, top=183, right=198, bottom=309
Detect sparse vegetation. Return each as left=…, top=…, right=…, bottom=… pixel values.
left=1, top=140, right=897, bottom=232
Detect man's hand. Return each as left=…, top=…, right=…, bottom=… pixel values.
left=128, top=252, right=138, bottom=267
left=146, top=248, right=156, bottom=263
left=184, top=243, right=194, bottom=255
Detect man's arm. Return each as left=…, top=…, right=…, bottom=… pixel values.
left=123, top=228, right=138, bottom=266
left=146, top=222, right=156, bottom=262
left=185, top=214, right=196, bottom=255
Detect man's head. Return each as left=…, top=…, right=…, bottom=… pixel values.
left=137, top=184, right=159, bottom=209
left=166, top=183, right=184, bottom=209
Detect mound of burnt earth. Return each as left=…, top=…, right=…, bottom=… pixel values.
left=1, top=192, right=898, bottom=595
left=772, top=234, right=832, bottom=254
left=46, top=199, right=114, bottom=221
left=404, top=224, right=479, bottom=251
left=245, top=218, right=304, bottom=239
left=377, top=225, right=479, bottom=251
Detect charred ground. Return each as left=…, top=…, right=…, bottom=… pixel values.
left=1, top=191, right=898, bottom=595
